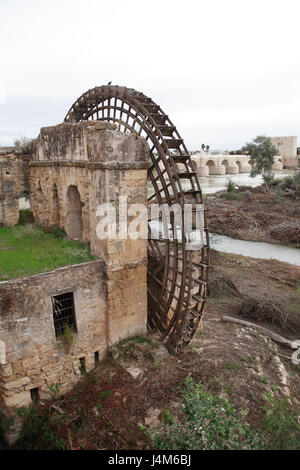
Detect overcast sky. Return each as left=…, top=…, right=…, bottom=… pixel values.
left=0, top=0, right=299, bottom=150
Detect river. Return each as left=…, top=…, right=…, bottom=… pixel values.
left=193, top=169, right=297, bottom=194
left=148, top=170, right=299, bottom=265
left=209, top=233, right=300, bottom=267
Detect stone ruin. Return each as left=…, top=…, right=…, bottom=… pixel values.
left=0, top=121, right=149, bottom=444
left=0, top=85, right=210, bottom=444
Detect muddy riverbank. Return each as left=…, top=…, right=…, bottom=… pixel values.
left=206, top=182, right=300, bottom=248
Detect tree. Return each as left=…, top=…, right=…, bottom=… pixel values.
left=242, top=135, right=278, bottom=191
left=14, top=136, right=33, bottom=149
left=201, top=143, right=205, bottom=151
left=206, top=145, right=210, bottom=153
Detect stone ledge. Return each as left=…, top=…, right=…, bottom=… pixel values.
left=29, top=160, right=149, bottom=170
left=0, top=259, right=105, bottom=286
left=109, top=258, right=147, bottom=272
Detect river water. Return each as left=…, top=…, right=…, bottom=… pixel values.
left=195, top=170, right=297, bottom=194
left=148, top=170, right=299, bottom=265
left=202, top=171, right=300, bottom=266
left=209, top=233, right=300, bottom=267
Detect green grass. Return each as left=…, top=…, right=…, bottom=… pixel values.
left=219, top=191, right=245, bottom=201
left=140, top=377, right=262, bottom=450
left=224, top=361, right=242, bottom=372
left=0, top=225, right=95, bottom=281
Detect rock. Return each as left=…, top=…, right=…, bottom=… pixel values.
left=108, top=346, right=119, bottom=360
left=125, top=366, right=143, bottom=381
left=144, top=407, right=161, bottom=426
left=150, top=345, right=169, bottom=363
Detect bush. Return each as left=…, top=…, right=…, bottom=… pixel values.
left=226, top=179, right=236, bottom=192
left=41, top=225, right=66, bottom=239
left=280, top=172, right=300, bottom=196
left=140, top=377, right=262, bottom=450
left=270, top=222, right=300, bottom=246
left=17, top=404, right=68, bottom=450
left=17, top=209, right=34, bottom=225
left=263, top=390, right=300, bottom=450
left=220, top=192, right=245, bottom=201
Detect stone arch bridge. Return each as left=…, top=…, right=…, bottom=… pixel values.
left=191, top=152, right=283, bottom=176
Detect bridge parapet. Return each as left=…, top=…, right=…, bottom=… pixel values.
left=191, top=153, right=282, bottom=176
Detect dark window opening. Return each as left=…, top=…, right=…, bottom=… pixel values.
left=79, top=357, right=86, bottom=375
left=30, top=388, right=39, bottom=403
left=94, top=351, right=99, bottom=366
left=6, top=170, right=10, bottom=175
left=52, top=292, right=77, bottom=338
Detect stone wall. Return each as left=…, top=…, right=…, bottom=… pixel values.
left=0, top=122, right=149, bottom=444
left=0, top=148, right=29, bottom=226
left=0, top=260, right=107, bottom=444
left=270, top=136, right=298, bottom=168
left=29, top=121, right=149, bottom=347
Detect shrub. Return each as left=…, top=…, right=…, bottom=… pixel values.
left=226, top=179, right=236, bottom=192
left=57, top=323, right=75, bottom=354
left=17, top=404, right=68, bottom=450
left=262, top=390, right=300, bottom=450
left=270, top=222, right=300, bottom=246
left=41, top=225, right=66, bottom=239
left=220, top=192, right=245, bottom=201
left=17, top=209, right=34, bottom=225
left=140, top=377, right=262, bottom=450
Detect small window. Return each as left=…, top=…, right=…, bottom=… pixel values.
left=79, top=357, right=86, bottom=375
left=94, top=351, right=99, bottom=366
left=30, top=387, right=39, bottom=403
left=52, top=292, right=77, bottom=338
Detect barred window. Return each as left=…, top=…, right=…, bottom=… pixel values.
left=52, top=292, right=77, bottom=338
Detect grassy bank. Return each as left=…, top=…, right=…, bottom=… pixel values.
left=0, top=225, right=95, bottom=281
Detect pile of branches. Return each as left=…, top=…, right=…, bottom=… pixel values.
left=269, top=222, right=300, bottom=246
left=208, top=273, right=242, bottom=298
left=238, top=298, right=299, bottom=334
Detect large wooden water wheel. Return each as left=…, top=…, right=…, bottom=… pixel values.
left=65, top=85, right=209, bottom=351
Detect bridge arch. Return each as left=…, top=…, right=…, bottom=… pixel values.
left=64, top=85, right=209, bottom=351
left=205, top=159, right=216, bottom=174
left=221, top=159, right=230, bottom=174
left=235, top=160, right=242, bottom=172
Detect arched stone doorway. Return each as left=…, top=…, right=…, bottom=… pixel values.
left=66, top=185, right=83, bottom=239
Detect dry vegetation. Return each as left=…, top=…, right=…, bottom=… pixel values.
left=6, top=250, right=299, bottom=450
left=206, top=175, right=300, bottom=247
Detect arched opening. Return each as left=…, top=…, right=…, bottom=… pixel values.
left=235, top=161, right=242, bottom=173
left=18, top=190, right=30, bottom=210
left=205, top=160, right=216, bottom=175
left=52, top=183, right=60, bottom=226
left=221, top=160, right=230, bottom=174
left=66, top=185, right=83, bottom=239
